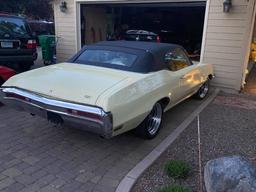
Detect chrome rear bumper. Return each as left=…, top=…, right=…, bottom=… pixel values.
left=0, top=87, right=113, bottom=138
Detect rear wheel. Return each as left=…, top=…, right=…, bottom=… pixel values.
left=135, top=102, right=163, bottom=139
left=194, top=79, right=210, bottom=99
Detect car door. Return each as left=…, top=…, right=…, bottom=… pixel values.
left=165, top=48, right=203, bottom=101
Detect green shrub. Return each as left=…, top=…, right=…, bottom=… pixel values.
left=158, top=185, right=192, bottom=192
left=165, top=160, right=190, bottom=179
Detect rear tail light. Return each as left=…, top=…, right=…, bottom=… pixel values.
left=156, top=36, right=161, bottom=43
left=5, top=92, right=31, bottom=102
left=66, top=109, right=103, bottom=121
left=27, top=40, right=37, bottom=49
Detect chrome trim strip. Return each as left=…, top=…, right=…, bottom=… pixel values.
left=0, top=87, right=109, bottom=125
left=1, top=87, right=103, bottom=114
left=5, top=97, right=105, bottom=125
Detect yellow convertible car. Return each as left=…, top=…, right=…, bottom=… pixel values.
left=0, top=41, right=213, bottom=139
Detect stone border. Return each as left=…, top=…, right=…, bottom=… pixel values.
left=115, top=89, right=220, bottom=192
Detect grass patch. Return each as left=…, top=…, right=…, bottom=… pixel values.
left=158, top=185, right=192, bottom=192
left=165, top=160, right=190, bottom=179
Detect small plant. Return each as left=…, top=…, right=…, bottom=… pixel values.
left=165, top=160, right=190, bottom=179
left=158, top=185, right=192, bottom=192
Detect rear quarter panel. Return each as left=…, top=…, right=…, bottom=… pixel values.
left=96, top=70, right=178, bottom=136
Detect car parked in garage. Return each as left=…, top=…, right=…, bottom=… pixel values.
left=122, top=30, right=161, bottom=43
left=0, top=14, right=37, bottom=71
left=0, top=41, right=213, bottom=139
left=0, top=65, right=16, bottom=86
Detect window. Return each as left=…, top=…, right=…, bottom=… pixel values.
left=0, top=17, right=31, bottom=38
left=75, top=49, right=137, bottom=67
left=165, top=48, right=191, bottom=71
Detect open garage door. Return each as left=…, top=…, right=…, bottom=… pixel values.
left=80, top=2, right=206, bottom=61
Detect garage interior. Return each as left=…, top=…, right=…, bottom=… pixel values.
left=80, top=2, right=206, bottom=61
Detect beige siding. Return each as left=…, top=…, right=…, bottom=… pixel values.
left=201, top=0, right=255, bottom=90
left=54, top=0, right=77, bottom=62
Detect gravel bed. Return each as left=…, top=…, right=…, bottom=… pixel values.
left=132, top=93, right=256, bottom=192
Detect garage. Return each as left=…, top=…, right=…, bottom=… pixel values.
left=53, top=0, right=256, bottom=92
left=80, top=2, right=206, bottom=61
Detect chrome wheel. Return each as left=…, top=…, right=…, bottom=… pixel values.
left=198, top=81, right=209, bottom=99
left=147, top=103, right=163, bottom=136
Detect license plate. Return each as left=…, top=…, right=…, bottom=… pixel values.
left=1, top=41, right=13, bottom=48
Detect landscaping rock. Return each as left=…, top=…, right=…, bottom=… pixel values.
left=204, top=156, right=256, bottom=192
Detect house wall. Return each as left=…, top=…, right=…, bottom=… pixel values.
left=53, top=0, right=77, bottom=62
left=201, top=0, right=256, bottom=90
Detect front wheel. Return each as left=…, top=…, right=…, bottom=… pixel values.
left=194, top=79, right=210, bottom=99
left=135, top=102, right=163, bottom=139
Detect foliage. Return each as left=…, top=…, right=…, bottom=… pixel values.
left=0, top=0, right=53, bottom=20
left=158, top=185, right=192, bottom=192
left=165, top=160, right=190, bottom=179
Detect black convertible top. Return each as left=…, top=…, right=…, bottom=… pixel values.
left=70, top=41, right=186, bottom=73
left=94, top=41, right=180, bottom=53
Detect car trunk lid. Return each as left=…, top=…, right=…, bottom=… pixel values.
left=3, top=63, right=129, bottom=105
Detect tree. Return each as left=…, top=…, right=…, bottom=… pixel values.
left=0, top=0, right=53, bottom=20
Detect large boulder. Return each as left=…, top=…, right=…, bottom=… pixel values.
left=204, top=156, right=256, bottom=192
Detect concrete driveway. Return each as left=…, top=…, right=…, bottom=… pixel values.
left=0, top=96, right=207, bottom=192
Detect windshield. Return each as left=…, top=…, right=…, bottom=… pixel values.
left=75, top=49, right=137, bottom=67
left=0, top=17, right=31, bottom=38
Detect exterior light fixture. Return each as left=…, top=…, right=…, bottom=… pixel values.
left=223, top=0, right=232, bottom=13
left=60, top=1, right=67, bottom=13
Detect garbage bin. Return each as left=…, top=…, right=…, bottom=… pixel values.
left=38, top=35, right=56, bottom=65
